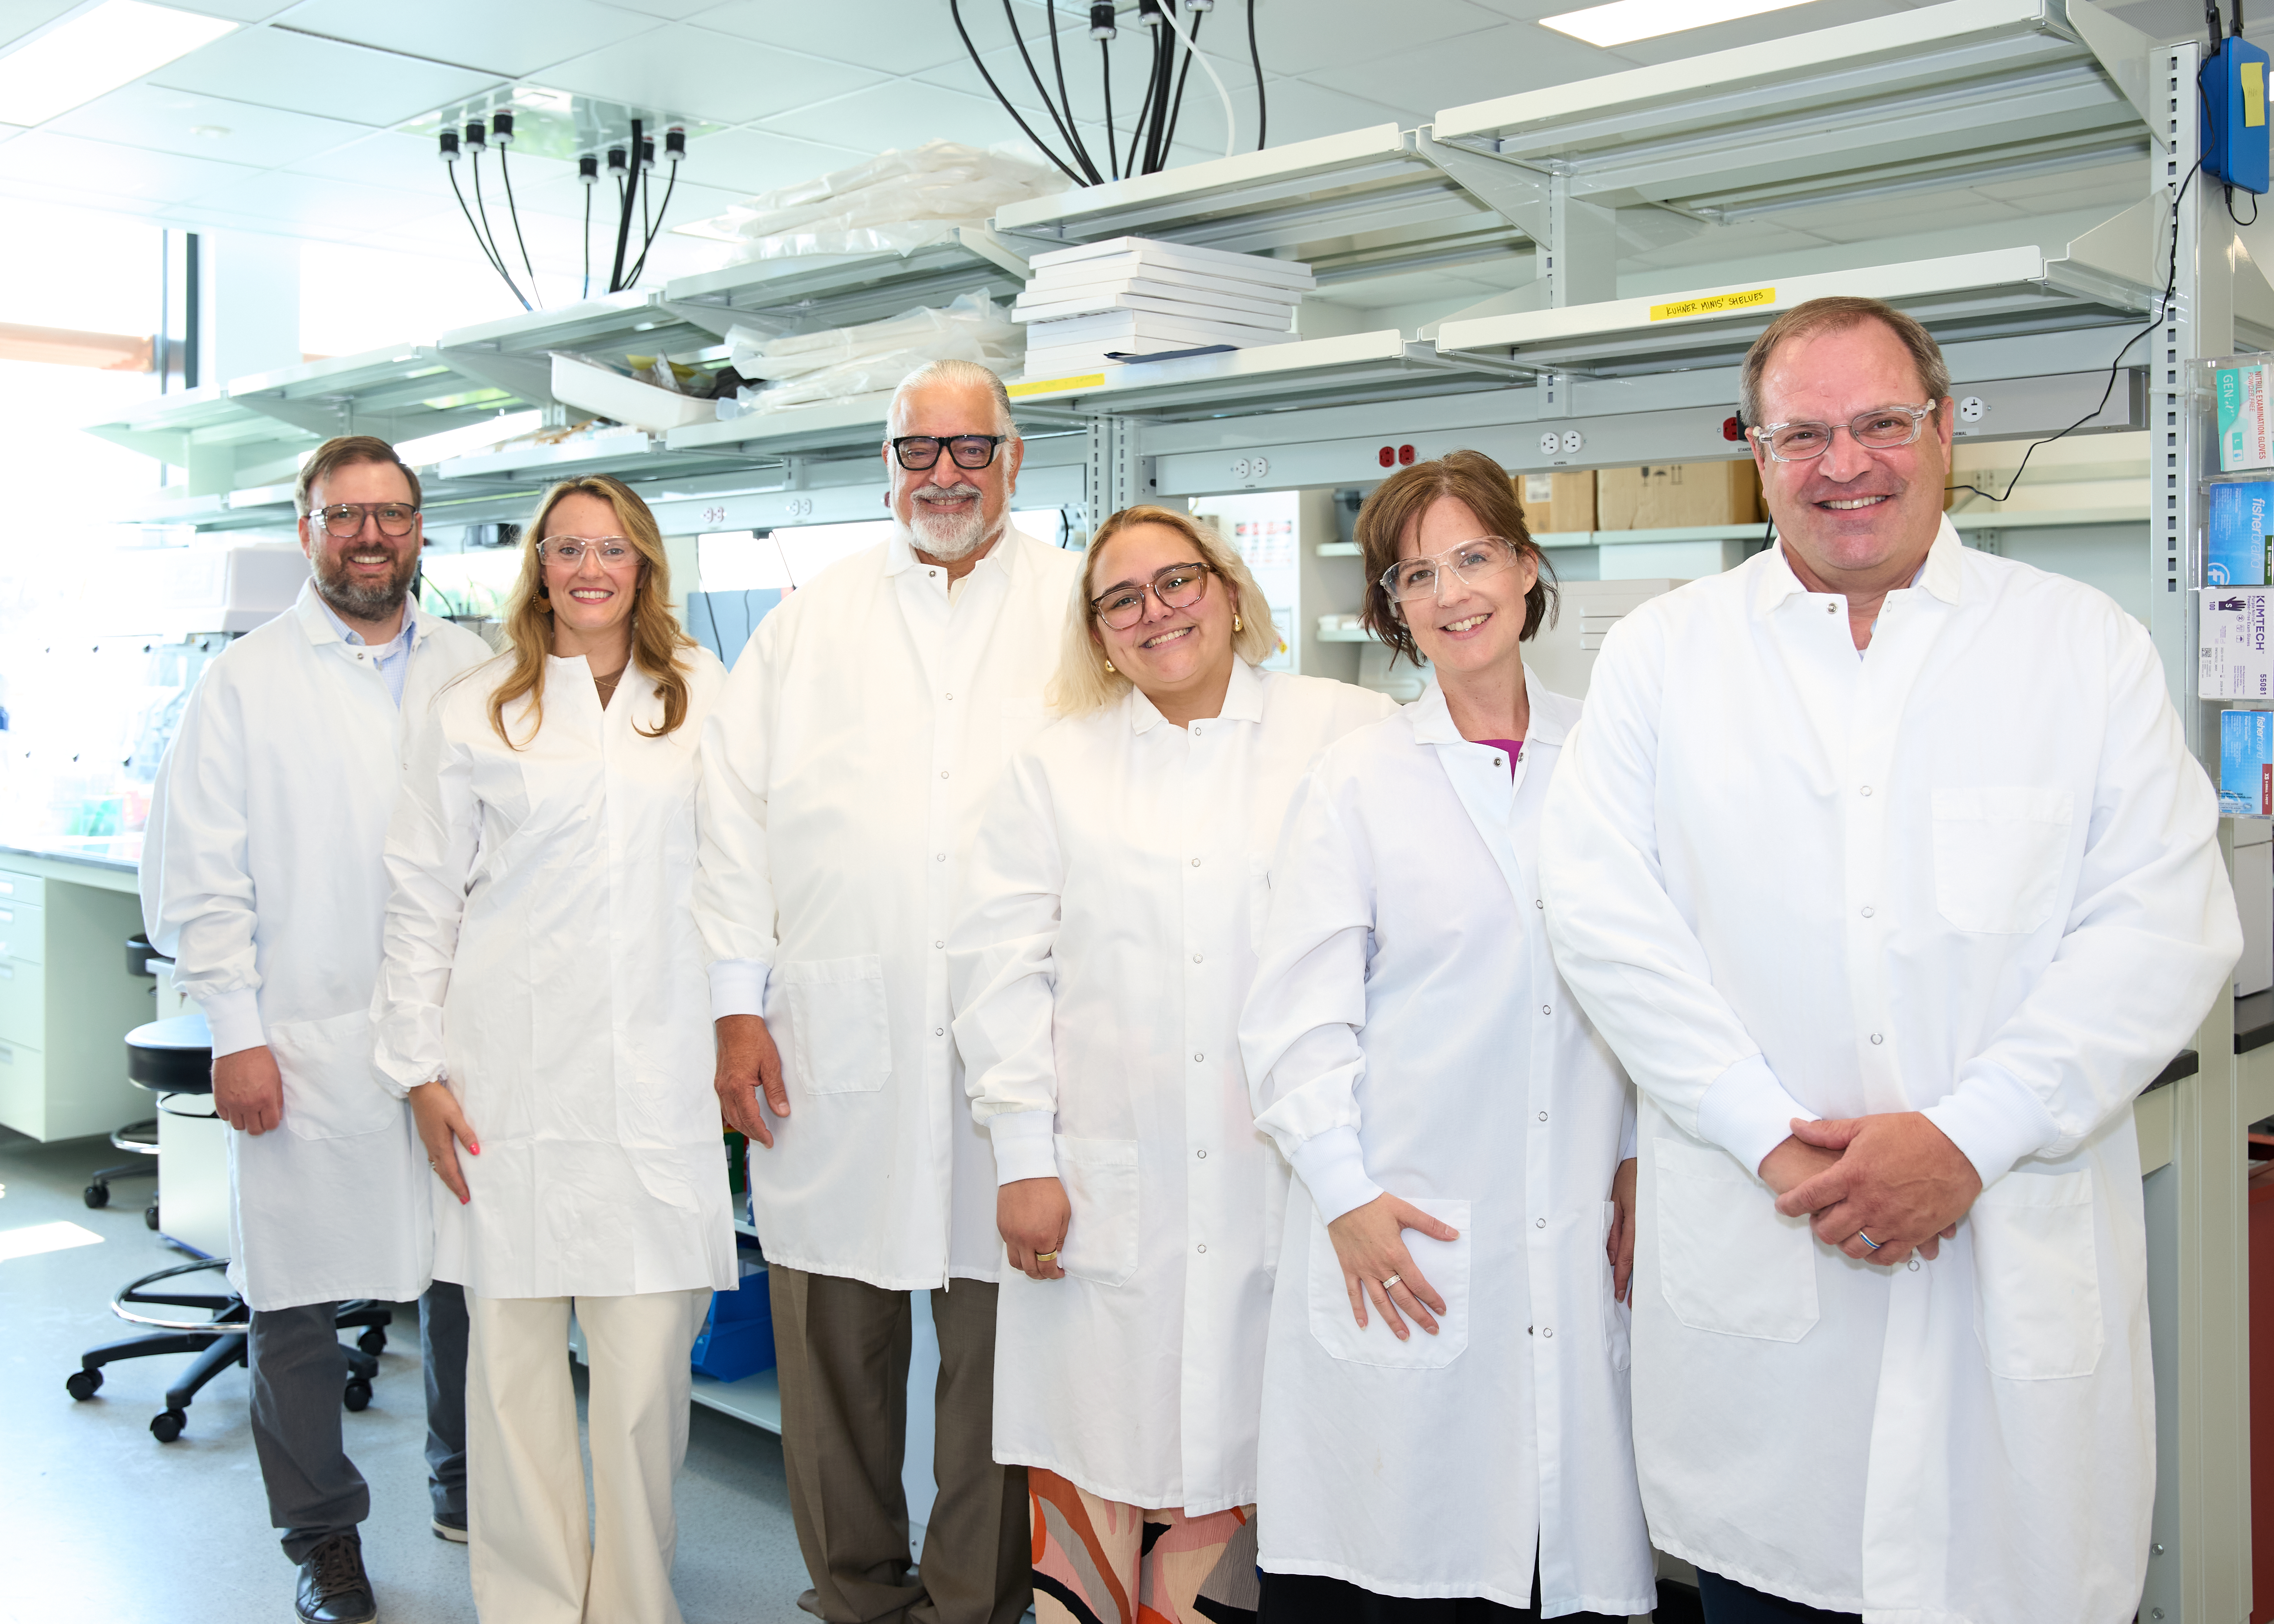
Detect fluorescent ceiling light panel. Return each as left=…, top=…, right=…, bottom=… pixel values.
left=1540, top=0, right=1815, bottom=48
left=0, top=1, right=239, bottom=128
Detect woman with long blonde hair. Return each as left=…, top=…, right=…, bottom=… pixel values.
left=949, top=505, right=1394, bottom=1624
left=374, top=474, right=737, bottom=1624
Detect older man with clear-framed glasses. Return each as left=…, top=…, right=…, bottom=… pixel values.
left=1537, top=295, right=2240, bottom=1624
left=697, top=357, right=1082, bottom=1624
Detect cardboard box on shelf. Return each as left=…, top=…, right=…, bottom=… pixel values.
left=1515, top=471, right=1596, bottom=537
left=1597, top=461, right=1761, bottom=531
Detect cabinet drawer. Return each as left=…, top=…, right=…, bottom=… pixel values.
left=0, top=870, right=46, bottom=906
left=0, top=958, right=45, bottom=1049
left=0, top=900, right=44, bottom=963
left=0, top=1037, right=43, bottom=1140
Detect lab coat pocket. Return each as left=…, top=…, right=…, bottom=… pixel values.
left=1970, top=1168, right=2103, bottom=1380
left=1054, top=1135, right=1140, bottom=1287
left=1306, top=1196, right=1470, bottom=1369
left=1600, top=1201, right=1632, bottom=1373
left=1653, top=1137, right=1818, bottom=1341
left=781, top=956, right=892, bottom=1094
left=268, top=1010, right=402, bottom=1142
left=1930, top=787, right=2073, bottom=934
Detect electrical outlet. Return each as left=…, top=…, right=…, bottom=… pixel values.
left=1958, top=396, right=1986, bottom=424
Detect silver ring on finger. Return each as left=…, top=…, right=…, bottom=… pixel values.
left=1380, top=1272, right=1402, bottom=1291
left=1857, top=1229, right=1883, bottom=1251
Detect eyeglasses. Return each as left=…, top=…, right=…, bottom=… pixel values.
left=1380, top=537, right=1526, bottom=605
left=890, top=434, right=1008, bottom=471
left=539, top=536, right=639, bottom=568
left=314, top=502, right=418, bottom=538
left=1090, top=562, right=1214, bottom=631
left=1750, top=402, right=1939, bottom=463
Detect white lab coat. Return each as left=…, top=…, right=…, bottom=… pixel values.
left=695, top=527, right=1084, bottom=1290
left=373, top=647, right=738, bottom=1300
left=1238, top=676, right=1655, bottom=1619
left=1536, top=523, right=2241, bottom=1624
left=951, top=659, right=1394, bottom=1515
left=140, top=585, right=492, bottom=1311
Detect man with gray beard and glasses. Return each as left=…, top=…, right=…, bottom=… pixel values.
left=698, top=359, right=1079, bottom=1624
left=142, top=436, right=492, bottom=1622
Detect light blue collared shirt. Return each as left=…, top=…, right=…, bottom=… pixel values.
left=315, top=593, right=418, bottom=707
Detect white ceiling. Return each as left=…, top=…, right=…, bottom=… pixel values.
left=0, top=0, right=2234, bottom=320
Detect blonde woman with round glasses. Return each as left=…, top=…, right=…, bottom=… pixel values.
left=374, top=474, right=735, bottom=1624
left=950, top=505, right=1393, bottom=1624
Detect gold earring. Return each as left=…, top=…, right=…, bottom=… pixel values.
left=1104, top=659, right=1115, bottom=673
left=1233, top=613, right=1242, bottom=631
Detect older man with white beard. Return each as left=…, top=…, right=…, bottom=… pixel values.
left=697, top=358, right=1081, bottom=1624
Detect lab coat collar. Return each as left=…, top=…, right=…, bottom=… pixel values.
left=1751, top=514, right=1964, bottom=615
left=1127, top=654, right=1267, bottom=735
left=292, top=577, right=437, bottom=648
left=1409, top=661, right=1572, bottom=750
left=885, top=517, right=1024, bottom=580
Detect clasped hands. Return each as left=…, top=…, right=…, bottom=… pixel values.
left=1761, top=1112, right=1982, bottom=1266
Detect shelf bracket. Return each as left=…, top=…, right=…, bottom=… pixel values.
left=229, top=394, right=341, bottom=438
left=2064, top=0, right=2167, bottom=153
left=1412, top=129, right=1551, bottom=245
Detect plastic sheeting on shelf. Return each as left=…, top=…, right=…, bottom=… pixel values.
left=719, top=291, right=1024, bottom=416
left=677, top=139, right=1066, bottom=262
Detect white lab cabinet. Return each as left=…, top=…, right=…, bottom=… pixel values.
left=2233, top=820, right=2271, bottom=998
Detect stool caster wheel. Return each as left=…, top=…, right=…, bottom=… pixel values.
left=150, top=1409, right=185, bottom=1443
left=356, top=1328, right=386, bottom=1356
left=144, top=1202, right=160, bottom=1232
left=343, top=1377, right=372, bottom=1413
left=83, top=1183, right=109, bottom=1209
left=65, top=1368, right=102, bottom=1401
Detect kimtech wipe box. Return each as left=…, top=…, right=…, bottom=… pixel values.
left=2210, top=480, right=2274, bottom=584
left=2220, top=361, right=2274, bottom=471
left=2203, top=587, right=2274, bottom=698
left=2224, top=709, right=2274, bottom=816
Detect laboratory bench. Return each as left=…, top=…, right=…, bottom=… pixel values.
left=0, top=841, right=159, bottom=1143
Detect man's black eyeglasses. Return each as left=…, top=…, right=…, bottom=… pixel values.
left=890, top=435, right=1009, bottom=471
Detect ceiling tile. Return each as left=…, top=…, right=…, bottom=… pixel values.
left=149, top=24, right=504, bottom=126
left=1311, top=23, right=1606, bottom=115
left=1230, top=78, right=1410, bottom=147
left=289, top=127, right=573, bottom=193
left=540, top=24, right=888, bottom=125
left=1597, top=0, right=1910, bottom=67
left=269, top=0, right=664, bottom=79
left=0, top=0, right=76, bottom=51
left=755, top=76, right=1039, bottom=155
left=162, top=0, right=302, bottom=18
left=674, top=126, right=869, bottom=200
left=43, top=82, right=370, bottom=167
left=186, top=166, right=446, bottom=231
left=1250, top=0, right=1509, bottom=78
left=591, top=0, right=722, bottom=17
left=0, top=128, right=259, bottom=203
left=696, top=0, right=970, bottom=75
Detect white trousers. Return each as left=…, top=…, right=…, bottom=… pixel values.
left=466, top=1288, right=711, bottom=1624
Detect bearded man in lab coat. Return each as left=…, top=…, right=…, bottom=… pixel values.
left=1537, top=296, right=2241, bottom=1624
left=700, top=357, right=1080, bottom=1624
left=143, top=436, right=493, bottom=1624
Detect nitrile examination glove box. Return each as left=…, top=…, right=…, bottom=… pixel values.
left=2224, top=709, right=2274, bottom=817
left=2221, top=361, right=2274, bottom=471
left=2210, top=480, right=2274, bottom=584
left=2202, top=587, right=2274, bottom=699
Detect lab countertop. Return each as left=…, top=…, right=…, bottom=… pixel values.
left=0, top=838, right=144, bottom=893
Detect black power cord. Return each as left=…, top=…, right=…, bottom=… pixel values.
left=1161, top=5, right=1204, bottom=159
left=1124, top=24, right=1160, bottom=178
left=1249, top=0, right=1265, bottom=149
left=950, top=0, right=1088, bottom=185
left=493, top=111, right=540, bottom=308
left=1945, top=158, right=2200, bottom=505
left=1101, top=37, right=1118, bottom=180
left=1014, top=0, right=1100, bottom=183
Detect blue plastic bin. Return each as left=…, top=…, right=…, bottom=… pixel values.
left=692, top=1259, right=775, bottom=1382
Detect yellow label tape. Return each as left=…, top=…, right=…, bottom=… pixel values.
left=1649, top=286, right=1777, bottom=322
left=2245, top=60, right=2265, bottom=129
left=1008, top=373, right=1108, bottom=398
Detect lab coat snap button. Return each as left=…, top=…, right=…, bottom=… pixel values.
left=1541, top=1004, right=1551, bottom=1016
left=1540, top=1326, right=1553, bottom=1338
left=1197, top=1244, right=1207, bottom=1254
left=1191, top=857, right=1201, bottom=866
left=1192, top=954, right=1203, bottom=963
left=1870, top=1033, right=1884, bottom=1045
left=1193, top=1052, right=1204, bottom=1062
left=1536, top=1218, right=1546, bottom=1229
left=933, top=1028, right=944, bottom=1037
left=1537, top=1111, right=1548, bottom=1122
left=1196, top=1149, right=1207, bottom=1158
left=1860, top=906, right=1874, bottom=918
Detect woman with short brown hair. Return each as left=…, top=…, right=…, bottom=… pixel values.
left=952, top=503, right=1393, bottom=1624
left=1240, top=449, right=1651, bottom=1621
left=375, top=474, right=735, bottom=1624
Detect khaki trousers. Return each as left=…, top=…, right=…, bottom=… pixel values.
left=466, top=1288, right=711, bottom=1624
left=769, top=1265, right=1029, bottom=1624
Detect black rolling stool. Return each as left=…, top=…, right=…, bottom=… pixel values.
left=65, top=1013, right=393, bottom=1443
left=82, top=935, right=167, bottom=1224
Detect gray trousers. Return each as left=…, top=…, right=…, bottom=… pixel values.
left=769, top=1266, right=1029, bottom=1624
left=247, top=1283, right=468, bottom=1564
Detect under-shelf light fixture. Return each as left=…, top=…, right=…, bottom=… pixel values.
left=1539, top=0, right=1816, bottom=49
left=0, top=1, right=238, bottom=128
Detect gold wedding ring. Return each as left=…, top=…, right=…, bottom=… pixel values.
left=1035, top=1250, right=1059, bottom=1263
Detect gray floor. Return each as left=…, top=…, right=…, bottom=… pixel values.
left=0, top=1126, right=818, bottom=1624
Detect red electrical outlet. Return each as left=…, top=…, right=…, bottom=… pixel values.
left=1377, top=446, right=1396, bottom=467
left=1722, top=416, right=1745, bottom=442
left=1397, top=444, right=1416, bottom=465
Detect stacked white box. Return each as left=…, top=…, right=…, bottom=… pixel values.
left=2201, top=586, right=2274, bottom=699
left=1015, top=237, right=1314, bottom=377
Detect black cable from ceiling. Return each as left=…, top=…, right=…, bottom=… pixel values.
left=447, top=161, right=524, bottom=308
left=1161, top=6, right=1203, bottom=157
left=1045, top=3, right=1105, bottom=183
left=1248, top=0, right=1266, bottom=150
left=1014, top=0, right=1100, bottom=183
left=581, top=170, right=594, bottom=300
left=1101, top=38, right=1118, bottom=180
left=496, top=139, right=540, bottom=307
left=1148, top=11, right=1174, bottom=174
left=949, top=0, right=1087, bottom=185
left=467, top=149, right=531, bottom=310
left=626, top=158, right=680, bottom=287
left=607, top=121, right=644, bottom=292
left=1123, top=25, right=1160, bottom=179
